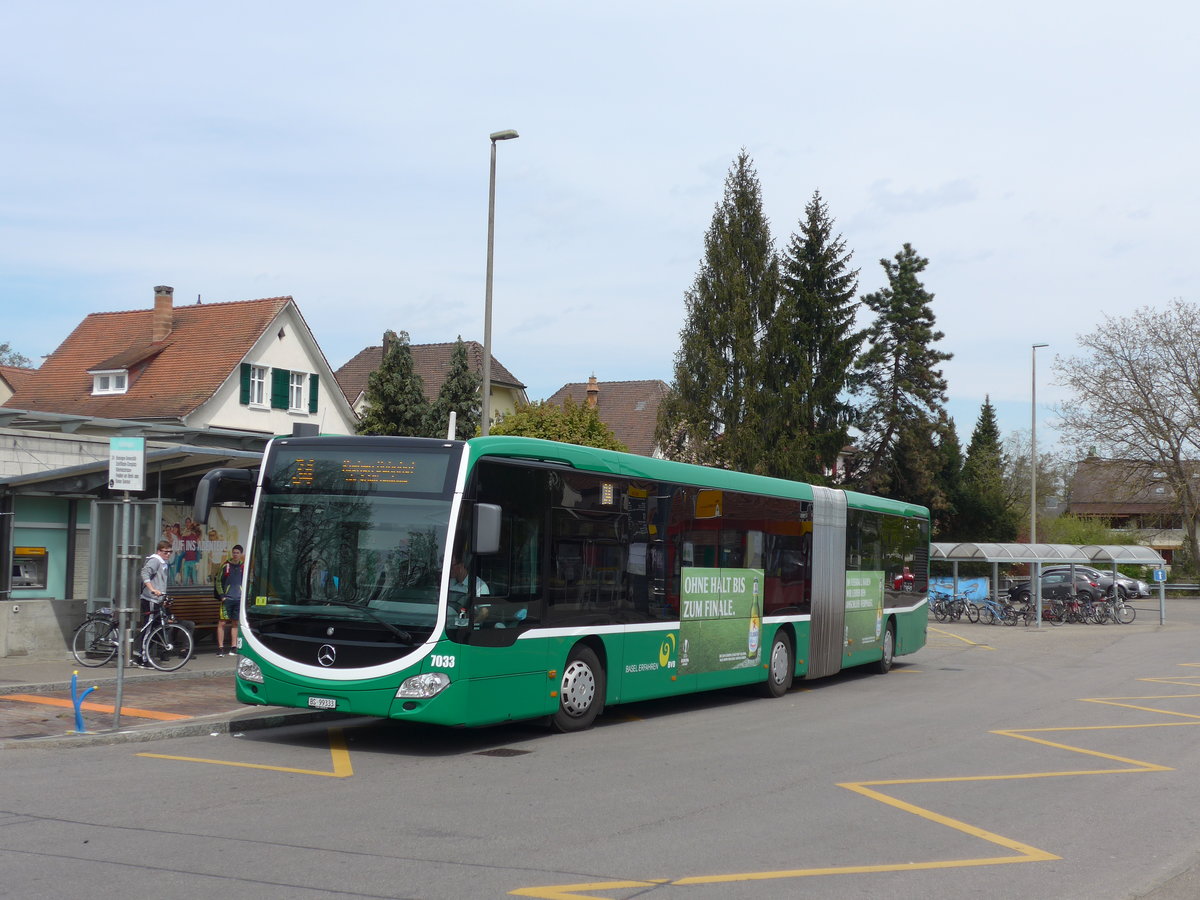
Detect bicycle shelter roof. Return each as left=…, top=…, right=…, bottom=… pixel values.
left=930, top=543, right=1164, bottom=566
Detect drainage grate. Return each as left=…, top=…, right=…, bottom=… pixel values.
left=939, top=667, right=964, bottom=671
left=475, top=748, right=531, bottom=757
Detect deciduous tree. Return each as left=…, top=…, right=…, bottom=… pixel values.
left=0, top=341, right=31, bottom=367
left=490, top=398, right=627, bottom=451
left=1056, top=298, right=1200, bottom=564
left=356, top=330, right=432, bottom=437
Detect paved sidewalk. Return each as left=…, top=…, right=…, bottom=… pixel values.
left=0, top=649, right=331, bottom=749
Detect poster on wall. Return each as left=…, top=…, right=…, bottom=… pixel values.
left=160, top=504, right=249, bottom=591
left=679, top=566, right=764, bottom=674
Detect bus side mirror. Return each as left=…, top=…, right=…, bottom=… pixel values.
left=473, top=503, right=502, bottom=555
left=194, top=468, right=256, bottom=524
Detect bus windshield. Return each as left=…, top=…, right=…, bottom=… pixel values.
left=244, top=440, right=461, bottom=662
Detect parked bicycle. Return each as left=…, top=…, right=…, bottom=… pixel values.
left=929, top=584, right=982, bottom=623
left=71, top=597, right=193, bottom=671
left=1097, top=586, right=1137, bottom=624
left=977, top=592, right=1031, bottom=626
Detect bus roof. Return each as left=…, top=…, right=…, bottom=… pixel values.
left=465, top=436, right=928, bottom=520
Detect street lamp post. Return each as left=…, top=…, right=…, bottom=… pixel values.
left=1031, top=343, right=1049, bottom=543
left=482, top=128, right=519, bottom=437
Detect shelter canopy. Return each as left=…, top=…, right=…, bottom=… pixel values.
left=931, top=543, right=1164, bottom=565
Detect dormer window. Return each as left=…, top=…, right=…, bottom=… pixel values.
left=91, top=370, right=128, bottom=395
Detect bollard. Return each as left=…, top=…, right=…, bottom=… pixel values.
left=70, top=670, right=99, bottom=734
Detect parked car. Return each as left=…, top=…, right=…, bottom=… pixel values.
left=1007, top=571, right=1102, bottom=605
left=1039, top=565, right=1149, bottom=599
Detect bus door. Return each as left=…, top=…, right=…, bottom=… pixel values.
left=807, top=486, right=847, bottom=678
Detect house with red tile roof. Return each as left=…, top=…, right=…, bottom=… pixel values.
left=1067, top=456, right=1189, bottom=563
left=335, top=336, right=527, bottom=428
left=4, top=285, right=356, bottom=438
left=0, top=285, right=360, bottom=657
left=0, top=365, right=36, bottom=406
left=545, top=377, right=669, bottom=457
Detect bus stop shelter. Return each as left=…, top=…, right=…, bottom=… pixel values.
left=930, top=542, right=1168, bottom=626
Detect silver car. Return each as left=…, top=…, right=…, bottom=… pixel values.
left=1039, top=565, right=1149, bottom=599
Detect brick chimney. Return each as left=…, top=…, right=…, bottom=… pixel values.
left=152, top=285, right=174, bottom=342
left=586, top=374, right=599, bottom=408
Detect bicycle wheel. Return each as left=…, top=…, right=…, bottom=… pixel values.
left=1048, top=599, right=1066, bottom=626
left=72, top=617, right=118, bottom=667
left=979, top=604, right=996, bottom=626
left=965, top=602, right=980, bottom=624
left=933, top=599, right=949, bottom=622
left=144, top=623, right=193, bottom=671
left=1090, top=602, right=1110, bottom=625
left=1114, top=601, right=1136, bottom=624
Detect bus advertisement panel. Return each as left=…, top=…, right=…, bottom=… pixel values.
left=679, top=567, right=764, bottom=674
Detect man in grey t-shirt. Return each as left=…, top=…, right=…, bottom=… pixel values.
left=133, top=540, right=171, bottom=665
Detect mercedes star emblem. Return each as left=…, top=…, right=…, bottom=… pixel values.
left=317, top=644, right=337, bottom=667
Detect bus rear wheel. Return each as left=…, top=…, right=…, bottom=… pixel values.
left=875, top=621, right=895, bottom=674
left=553, top=645, right=605, bottom=732
left=760, top=631, right=794, bottom=698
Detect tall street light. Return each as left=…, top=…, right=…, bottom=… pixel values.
left=481, top=128, right=519, bottom=437
left=1031, top=343, right=1049, bottom=543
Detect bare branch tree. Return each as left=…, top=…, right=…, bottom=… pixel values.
left=1054, top=299, right=1200, bottom=561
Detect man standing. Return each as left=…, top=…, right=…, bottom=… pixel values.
left=216, top=544, right=244, bottom=657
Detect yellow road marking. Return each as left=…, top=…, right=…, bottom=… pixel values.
left=137, top=727, right=353, bottom=778
left=512, top=664, right=1200, bottom=898
left=4, top=693, right=188, bottom=721
left=926, top=626, right=994, bottom=649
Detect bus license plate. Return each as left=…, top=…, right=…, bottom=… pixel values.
left=307, top=697, right=337, bottom=710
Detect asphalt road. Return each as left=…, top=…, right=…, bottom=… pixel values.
left=2, top=599, right=1199, bottom=899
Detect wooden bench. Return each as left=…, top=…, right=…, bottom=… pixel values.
left=166, top=588, right=223, bottom=644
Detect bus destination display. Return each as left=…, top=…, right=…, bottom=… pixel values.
left=272, top=450, right=452, bottom=494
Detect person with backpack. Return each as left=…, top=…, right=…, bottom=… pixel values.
left=215, top=544, right=244, bottom=657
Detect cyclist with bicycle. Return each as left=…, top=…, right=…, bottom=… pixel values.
left=136, top=540, right=172, bottom=666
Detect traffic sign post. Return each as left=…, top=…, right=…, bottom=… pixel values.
left=108, top=437, right=145, bottom=492
left=108, top=437, right=145, bottom=728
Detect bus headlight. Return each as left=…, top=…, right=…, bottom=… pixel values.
left=397, top=672, right=450, bottom=699
left=237, top=656, right=264, bottom=684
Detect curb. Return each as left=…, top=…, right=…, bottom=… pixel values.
left=0, top=662, right=233, bottom=697
left=0, top=707, right=344, bottom=751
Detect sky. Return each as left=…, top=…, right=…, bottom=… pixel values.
left=3, top=1, right=1196, bottom=453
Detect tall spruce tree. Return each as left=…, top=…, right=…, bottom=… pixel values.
left=357, top=330, right=433, bottom=436
left=933, top=415, right=965, bottom=539
left=425, top=337, right=482, bottom=439
left=958, top=396, right=1018, bottom=540
left=762, top=190, right=863, bottom=481
left=656, top=151, right=779, bottom=472
left=851, top=243, right=952, bottom=498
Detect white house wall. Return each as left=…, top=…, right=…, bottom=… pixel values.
left=191, top=306, right=357, bottom=436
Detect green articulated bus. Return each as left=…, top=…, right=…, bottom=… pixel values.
left=194, top=435, right=929, bottom=732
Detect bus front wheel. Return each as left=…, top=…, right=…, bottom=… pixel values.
left=553, top=645, right=605, bottom=732
left=760, top=631, right=794, bottom=698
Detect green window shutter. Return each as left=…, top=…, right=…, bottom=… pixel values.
left=308, top=373, right=319, bottom=413
left=271, top=368, right=290, bottom=410
left=239, top=363, right=251, bottom=405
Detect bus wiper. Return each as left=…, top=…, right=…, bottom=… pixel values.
left=314, top=597, right=414, bottom=642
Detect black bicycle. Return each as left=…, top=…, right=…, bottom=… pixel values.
left=71, top=598, right=193, bottom=671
